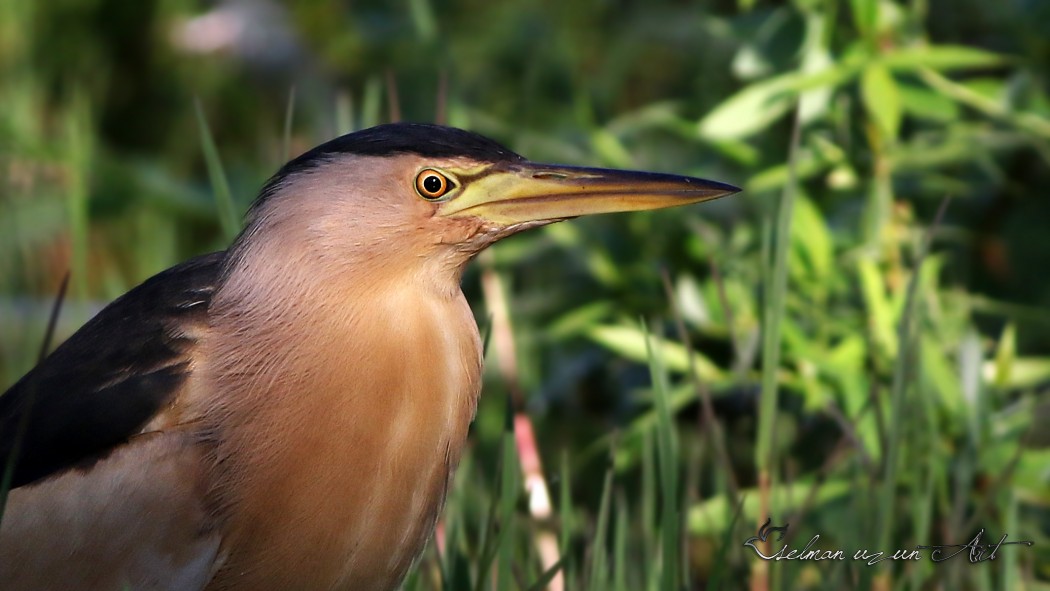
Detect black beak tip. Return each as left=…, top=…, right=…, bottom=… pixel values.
left=705, top=179, right=742, bottom=196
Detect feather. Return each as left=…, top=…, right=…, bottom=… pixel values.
left=0, top=252, right=225, bottom=488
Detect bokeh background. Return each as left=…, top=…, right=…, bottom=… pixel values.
left=2, top=0, right=1049, bottom=589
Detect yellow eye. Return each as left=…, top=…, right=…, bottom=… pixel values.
left=415, top=169, right=453, bottom=200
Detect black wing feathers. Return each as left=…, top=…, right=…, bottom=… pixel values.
left=0, top=252, right=225, bottom=488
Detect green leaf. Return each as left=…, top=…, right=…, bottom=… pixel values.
left=849, top=0, right=878, bottom=39
left=798, top=47, right=834, bottom=124
left=689, top=479, right=852, bottom=536
left=857, top=259, right=897, bottom=358
left=698, top=75, right=797, bottom=141
left=983, top=357, right=1050, bottom=390
left=861, top=63, right=901, bottom=138
left=798, top=11, right=834, bottom=124
left=547, top=301, right=614, bottom=340
left=705, top=138, right=762, bottom=167
left=920, top=334, right=963, bottom=414
left=746, top=149, right=832, bottom=193
left=919, top=68, right=1050, bottom=139
left=789, top=193, right=833, bottom=281
left=880, top=45, right=1006, bottom=72
left=1014, top=448, right=1050, bottom=502
left=898, top=81, right=960, bottom=122
left=962, top=77, right=1008, bottom=102
left=820, top=336, right=880, bottom=456
left=587, top=324, right=724, bottom=381
left=993, top=324, right=1017, bottom=389
left=699, top=62, right=861, bottom=141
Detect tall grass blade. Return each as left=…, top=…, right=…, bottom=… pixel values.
left=641, top=431, right=656, bottom=562
left=558, top=450, right=573, bottom=584
left=612, top=492, right=628, bottom=591
left=496, top=395, right=519, bottom=591
left=335, top=90, right=354, bottom=135
left=643, top=320, right=681, bottom=591
left=65, top=94, right=92, bottom=300
left=525, top=556, right=565, bottom=591
left=874, top=197, right=951, bottom=560
left=586, top=466, right=614, bottom=591
left=0, top=273, right=69, bottom=529
left=361, top=77, right=383, bottom=128
left=283, top=86, right=296, bottom=162
left=753, top=104, right=802, bottom=591
left=707, top=497, right=745, bottom=591
left=193, top=99, right=240, bottom=239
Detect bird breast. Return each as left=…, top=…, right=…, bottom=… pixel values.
left=198, top=283, right=483, bottom=591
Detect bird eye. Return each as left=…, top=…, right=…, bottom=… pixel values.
left=415, top=170, right=453, bottom=201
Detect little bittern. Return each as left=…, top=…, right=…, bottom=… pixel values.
left=0, top=123, right=737, bottom=590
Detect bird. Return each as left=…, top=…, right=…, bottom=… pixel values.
left=0, top=122, right=738, bottom=590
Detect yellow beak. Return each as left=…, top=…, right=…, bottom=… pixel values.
left=438, top=162, right=739, bottom=225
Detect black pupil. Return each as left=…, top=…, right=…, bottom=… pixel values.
left=423, top=175, right=443, bottom=195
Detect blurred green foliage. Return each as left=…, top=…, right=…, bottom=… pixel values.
left=2, top=0, right=1050, bottom=589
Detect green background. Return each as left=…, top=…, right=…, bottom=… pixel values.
left=2, top=0, right=1049, bottom=588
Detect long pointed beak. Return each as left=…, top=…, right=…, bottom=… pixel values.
left=438, top=162, right=740, bottom=225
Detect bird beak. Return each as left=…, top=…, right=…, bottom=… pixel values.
left=437, top=162, right=740, bottom=225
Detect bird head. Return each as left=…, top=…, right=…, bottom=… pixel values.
left=224, top=123, right=738, bottom=299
